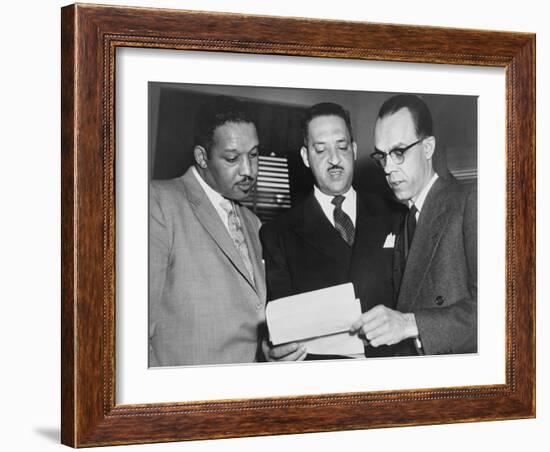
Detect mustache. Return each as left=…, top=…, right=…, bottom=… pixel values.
left=237, top=176, right=255, bottom=183
left=328, top=164, right=344, bottom=171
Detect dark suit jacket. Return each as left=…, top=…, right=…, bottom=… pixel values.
left=394, top=177, right=477, bottom=355
left=260, top=190, right=404, bottom=357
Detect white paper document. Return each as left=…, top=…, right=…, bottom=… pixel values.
left=266, top=283, right=364, bottom=356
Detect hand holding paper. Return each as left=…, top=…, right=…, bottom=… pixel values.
left=266, top=283, right=364, bottom=357
left=262, top=339, right=307, bottom=362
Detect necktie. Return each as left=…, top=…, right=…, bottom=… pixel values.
left=332, top=195, right=355, bottom=246
left=406, top=204, right=418, bottom=250
left=220, top=199, right=255, bottom=283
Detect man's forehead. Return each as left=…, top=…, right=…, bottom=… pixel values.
left=377, top=108, right=415, bottom=129
left=308, top=115, right=350, bottom=138
left=212, top=121, right=258, bottom=146
left=375, top=109, right=416, bottom=142
left=214, top=120, right=256, bottom=135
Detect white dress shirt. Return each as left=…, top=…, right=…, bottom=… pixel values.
left=192, top=166, right=232, bottom=233
left=408, top=173, right=439, bottom=221
left=314, top=185, right=357, bottom=227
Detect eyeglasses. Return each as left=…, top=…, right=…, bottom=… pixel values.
left=370, top=137, right=426, bottom=167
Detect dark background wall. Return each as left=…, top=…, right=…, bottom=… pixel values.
left=149, top=82, right=477, bottom=207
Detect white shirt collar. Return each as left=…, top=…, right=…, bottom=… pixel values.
left=408, top=173, right=439, bottom=214
left=191, top=166, right=231, bottom=231
left=314, top=185, right=357, bottom=227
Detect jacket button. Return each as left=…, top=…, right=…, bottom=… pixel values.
left=435, top=296, right=445, bottom=306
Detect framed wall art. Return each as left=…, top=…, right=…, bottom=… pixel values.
left=61, top=3, right=535, bottom=447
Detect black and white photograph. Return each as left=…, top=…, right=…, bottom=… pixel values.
left=3, top=0, right=545, bottom=450
left=148, top=83, right=478, bottom=367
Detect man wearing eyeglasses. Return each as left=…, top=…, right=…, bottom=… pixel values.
left=350, top=94, right=477, bottom=356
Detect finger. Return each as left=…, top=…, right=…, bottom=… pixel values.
left=370, top=332, right=395, bottom=348
left=279, top=346, right=307, bottom=361
left=350, top=315, right=366, bottom=333
left=360, top=315, right=387, bottom=336
left=350, top=305, right=386, bottom=332
left=261, top=339, right=272, bottom=356
left=350, top=312, right=376, bottom=332
left=269, top=342, right=300, bottom=359
left=269, top=342, right=299, bottom=359
left=364, top=324, right=388, bottom=342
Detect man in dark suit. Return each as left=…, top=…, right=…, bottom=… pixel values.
left=260, top=102, right=403, bottom=361
left=149, top=98, right=266, bottom=366
left=351, top=94, right=477, bottom=355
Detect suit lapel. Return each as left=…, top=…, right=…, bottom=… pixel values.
left=398, top=178, right=451, bottom=311
left=182, top=169, right=258, bottom=293
left=393, top=230, right=405, bottom=302
left=238, top=205, right=266, bottom=300
left=349, top=195, right=380, bottom=282
left=293, top=193, right=352, bottom=268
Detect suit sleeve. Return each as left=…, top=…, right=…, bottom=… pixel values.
left=148, top=184, right=172, bottom=366
left=413, top=187, right=478, bottom=355
left=259, top=224, right=293, bottom=302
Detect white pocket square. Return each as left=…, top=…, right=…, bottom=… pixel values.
left=383, top=233, right=396, bottom=248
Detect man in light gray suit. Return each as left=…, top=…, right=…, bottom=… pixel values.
left=351, top=94, right=477, bottom=355
left=149, top=98, right=266, bottom=366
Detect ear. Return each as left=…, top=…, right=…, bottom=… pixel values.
left=423, top=136, right=436, bottom=160
left=352, top=141, right=358, bottom=160
left=194, top=145, right=208, bottom=169
left=300, top=146, right=310, bottom=168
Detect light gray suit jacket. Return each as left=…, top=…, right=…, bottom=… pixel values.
left=149, top=167, right=266, bottom=366
left=394, top=178, right=477, bottom=355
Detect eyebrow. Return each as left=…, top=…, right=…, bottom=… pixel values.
left=312, top=137, right=349, bottom=145
left=222, top=144, right=260, bottom=154
left=374, top=142, right=407, bottom=153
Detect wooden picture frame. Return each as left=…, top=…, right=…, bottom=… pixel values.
left=61, top=3, right=535, bottom=447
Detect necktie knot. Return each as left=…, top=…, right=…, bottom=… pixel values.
left=331, top=195, right=345, bottom=209
left=220, top=198, right=233, bottom=214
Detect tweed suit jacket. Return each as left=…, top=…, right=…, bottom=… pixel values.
left=394, top=177, right=477, bottom=355
left=149, top=167, right=266, bottom=366
left=260, top=190, right=404, bottom=357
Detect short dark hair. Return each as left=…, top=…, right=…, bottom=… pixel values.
left=302, top=102, right=354, bottom=146
left=194, top=96, right=257, bottom=153
left=377, top=94, right=433, bottom=138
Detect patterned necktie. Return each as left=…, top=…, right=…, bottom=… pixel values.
left=406, top=204, right=418, bottom=250
left=332, top=195, right=355, bottom=246
left=220, top=199, right=255, bottom=283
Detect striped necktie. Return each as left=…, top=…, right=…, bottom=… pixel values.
left=220, top=199, right=255, bottom=283
left=332, top=195, right=355, bottom=246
